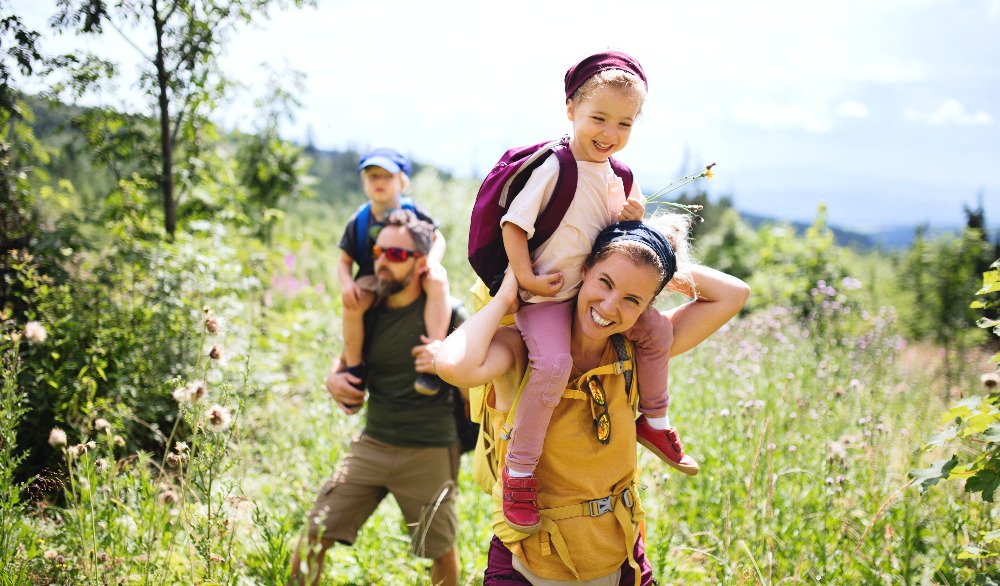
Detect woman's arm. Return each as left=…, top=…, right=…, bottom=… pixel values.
left=435, top=271, right=521, bottom=388
left=666, top=266, right=750, bottom=357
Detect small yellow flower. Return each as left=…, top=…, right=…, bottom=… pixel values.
left=704, top=163, right=716, bottom=180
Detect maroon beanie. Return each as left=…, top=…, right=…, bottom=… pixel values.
left=564, top=51, right=648, bottom=100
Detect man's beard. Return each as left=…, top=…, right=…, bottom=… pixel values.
left=375, top=264, right=417, bottom=298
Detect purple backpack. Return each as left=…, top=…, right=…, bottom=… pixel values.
left=468, top=136, right=634, bottom=295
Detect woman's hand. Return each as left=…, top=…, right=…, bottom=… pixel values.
left=619, top=196, right=645, bottom=222
left=494, top=269, right=522, bottom=316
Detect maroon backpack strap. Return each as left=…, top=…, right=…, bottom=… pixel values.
left=608, top=156, right=634, bottom=198
left=528, top=142, right=577, bottom=251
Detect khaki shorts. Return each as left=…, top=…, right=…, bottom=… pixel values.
left=307, top=434, right=460, bottom=559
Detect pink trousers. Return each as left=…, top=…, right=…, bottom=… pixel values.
left=505, top=300, right=674, bottom=474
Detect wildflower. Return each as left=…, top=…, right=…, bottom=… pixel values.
left=767, top=443, right=776, bottom=450
left=94, top=418, right=111, bottom=433
left=825, top=477, right=834, bottom=485
left=165, top=453, right=181, bottom=468
left=24, top=321, right=47, bottom=343
left=788, top=445, right=797, bottom=452
left=159, top=490, right=178, bottom=505
left=704, top=163, right=716, bottom=180
left=719, top=408, right=730, bottom=417
left=56, top=555, right=65, bottom=564
left=174, top=442, right=189, bottom=453
left=48, top=428, right=67, bottom=448
left=900, top=428, right=908, bottom=436
left=173, top=381, right=206, bottom=403
left=209, top=344, right=224, bottom=360
left=67, top=444, right=85, bottom=458
left=209, top=554, right=225, bottom=563
left=113, top=435, right=126, bottom=447
left=836, top=475, right=846, bottom=484
left=206, top=405, right=232, bottom=432
left=982, top=373, right=1000, bottom=390
left=98, top=552, right=108, bottom=562
left=44, top=549, right=57, bottom=560
left=203, top=305, right=211, bottom=315
left=849, top=379, right=861, bottom=389
left=95, top=459, right=109, bottom=473
left=85, top=441, right=97, bottom=450
left=205, top=315, right=223, bottom=335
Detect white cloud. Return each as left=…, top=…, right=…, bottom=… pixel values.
left=732, top=100, right=831, bottom=133
left=905, top=98, right=994, bottom=126
left=837, top=100, right=870, bottom=118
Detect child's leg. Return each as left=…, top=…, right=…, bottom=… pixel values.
left=343, top=276, right=377, bottom=371
left=627, top=304, right=699, bottom=475
left=624, top=304, right=674, bottom=419
left=505, top=300, right=574, bottom=475
left=421, top=263, right=451, bottom=342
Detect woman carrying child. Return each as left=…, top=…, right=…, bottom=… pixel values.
left=493, top=51, right=700, bottom=533
left=436, top=218, right=750, bottom=584
left=337, top=148, right=452, bottom=398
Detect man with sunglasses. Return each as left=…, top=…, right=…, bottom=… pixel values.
left=291, top=209, right=469, bottom=586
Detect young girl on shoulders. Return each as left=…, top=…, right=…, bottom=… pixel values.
left=495, top=51, right=698, bottom=533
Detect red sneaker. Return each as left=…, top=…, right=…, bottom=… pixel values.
left=501, top=466, right=542, bottom=534
left=636, top=415, right=700, bottom=476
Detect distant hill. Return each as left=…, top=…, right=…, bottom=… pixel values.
left=739, top=211, right=875, bottom=249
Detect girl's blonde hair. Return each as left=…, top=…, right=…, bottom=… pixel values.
left=568, top=68, right=647, bottom=114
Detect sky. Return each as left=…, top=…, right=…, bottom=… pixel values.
left=13, top=0, right=1000, bottom=230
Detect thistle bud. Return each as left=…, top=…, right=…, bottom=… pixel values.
left=48, top=427, right=68, bottom=448
left=209, top=344, right=224, bottom=361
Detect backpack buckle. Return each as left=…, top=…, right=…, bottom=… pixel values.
left=613, top=361, right=624, bottom=375
left=621, top=489, right=633, bottom=508
left=500, top=423, right=513, bottom=441
left=587, top=495, right=614, bottom=516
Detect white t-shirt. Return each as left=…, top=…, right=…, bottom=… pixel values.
left=500, top=154, right=642, bottom=304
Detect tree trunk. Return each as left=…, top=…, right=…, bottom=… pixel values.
left=152, top=0, right=175, bottom=237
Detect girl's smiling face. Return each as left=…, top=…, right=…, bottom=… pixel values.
left=575, top=251, right=660, bottom=341
left=566, top=86, right=640, bottom=163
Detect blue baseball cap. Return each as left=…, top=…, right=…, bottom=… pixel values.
left=358, top=147, right=411, bottom=176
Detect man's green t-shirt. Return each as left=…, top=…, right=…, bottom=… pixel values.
left=362, top=294, right=469, bottom=448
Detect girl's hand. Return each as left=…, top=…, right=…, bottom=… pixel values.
left=521, top=270, right=564, bottom=298
left=342, top=280, right=362, bottom=311
left=421, top=261, right=449, bottom=299
left=619, top=196, right=645, bottom=222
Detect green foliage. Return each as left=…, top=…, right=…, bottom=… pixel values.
left=4, top=223, right=267, bottom=480
left=1, top=332, right=33, bottom=584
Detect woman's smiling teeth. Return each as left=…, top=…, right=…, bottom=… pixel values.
left=590, top=307, right=612, bottom=327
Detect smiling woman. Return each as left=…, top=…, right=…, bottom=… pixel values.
left=435, top=217, right=750, bottom=585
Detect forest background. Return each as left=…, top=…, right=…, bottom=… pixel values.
left=2, top=1, right=1000, bottom=585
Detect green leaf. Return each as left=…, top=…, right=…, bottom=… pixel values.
left=991, top=352, right=1000, bottom=364
left=966, top=468, right=1000, bottom=502
left=942, top=396, right=987, bottom=423
left=983, top=529, right=1000, bottom=543
left=963, top=410, right=1000, bottom=436
left=985, top=422, right=1000, bottom=443
left=909, top=455, right=960, bottom=492
left=958, top=545, right=995, bottom=559
left=924, top=426, right=959, bottom=450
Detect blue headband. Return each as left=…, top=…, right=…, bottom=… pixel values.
left=592, top=221, right=677, bottom=294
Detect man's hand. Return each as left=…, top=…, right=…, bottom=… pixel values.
left=412, top=335, right=443, bottom=374
left=326, top=371, right=366, bottom=414
left=341, top=279, right=362, bottom=312
left=619, top=196, right=645, bottom=222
